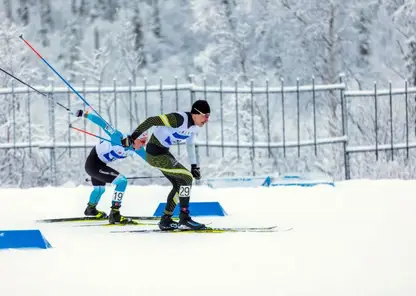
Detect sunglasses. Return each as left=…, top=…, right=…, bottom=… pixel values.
left=194, top=108, right=210, bottom=119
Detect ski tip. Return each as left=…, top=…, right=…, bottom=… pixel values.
left=35, top=215, right=162, bottom=223
left=110, top=225, right=290, bottom=234
left=19, top=34, right=23, bottom=40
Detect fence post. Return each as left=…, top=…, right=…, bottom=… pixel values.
left=128, top=78, right=133, bottom=131
left=10, top=80, right=14, bottom=181
left=405, top=80, right=409, bottom=158
left=51, top=79, right=56, bottom=186
left=175, top=76, right=180, bottom=156
left=312, top=76, right=317, bottom=156
left=114, top=78, right=118, bottom=127
left=188, top=75, right=195, bottom=104
left=144, top=77, right=148, bottom=118
left=339, top=74, right=350, bottom=180
left=159, top=76, right=163, bottom=114
left=188, top=75, right=198, bottom=159
left=281, top=78, right=286, bottom=157
left=83, top=78, right=87, bottom=159
left=266, top=78, right=271, bottom=158
left=234, top=79, right=240, bottom=159
left=374, top=81, right=378, bottom=161
left=219, top=78, right=224, bottom=157
left=250, top=79, right=255, bottom=159
left=203, top=77, right=209, bottom=157
left=296, top=78, right=300, bottom=157
left=11, top=80, right=15, bottom=151
left=27, top=85, right=32, bottom=157
left=388, top=81, right=394, bottom=160
left=98, top=79, right=102, bottom=137
left=67, top=82, right=72, bottom=157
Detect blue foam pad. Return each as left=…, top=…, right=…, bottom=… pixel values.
left=270, top=181, right=335, bottom=187
left=0, top=229, right=52, bottom=250
left=270, top=174, right=335, bottom=187
left=206, top=176, right=270, bottom=188
left=153, top=201, right=227, bottom=217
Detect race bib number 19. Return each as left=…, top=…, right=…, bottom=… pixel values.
left=112, top=191, right=124, bottom=202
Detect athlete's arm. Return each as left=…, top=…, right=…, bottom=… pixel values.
left=79, top=111, right=116, bottom=137
left=130, top=113, right=184, bottom=140
left=186, top=134, right=197, bottom=164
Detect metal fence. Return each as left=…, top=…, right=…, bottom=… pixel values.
left=0, top=76, right=415, bottom=187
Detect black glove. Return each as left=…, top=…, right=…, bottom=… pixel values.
left=74, top=109, right=83, bottom=117
left=191, top=164, right=201, bottom=180
left=121, top=135, right=133, bottom=147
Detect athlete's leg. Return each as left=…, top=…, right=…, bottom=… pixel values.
left=161, top=173, right=180, bottom=215
left=84, top=147, right=130, bottom=223
left=146, top=151, right=205, bottom=230
left=111, top=174, right=128, bottom=208
left=84, top=148, right=110, bottom=217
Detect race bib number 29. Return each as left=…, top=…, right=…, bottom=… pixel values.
left=179, top=185, right=191, bottom=197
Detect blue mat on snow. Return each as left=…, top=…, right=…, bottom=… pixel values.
left=153, top=202, right=227, bottom=217
left=0, top=229, right=52, bottom=250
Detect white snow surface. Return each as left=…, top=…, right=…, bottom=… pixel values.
left=0, top=180, right=416, bottom=296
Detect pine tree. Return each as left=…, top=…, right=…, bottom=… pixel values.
left=115, top=3, right=147, bottom=83
left=405, top=36, right=416, bottom=86
left=58, top=19, right=83, bottom=82
left=17, top=0, right=29, bottom=25
left=39, top=0, right=54, bottom=47
left=132, top=3, right=147, bottom=68
left=0, top=17, right=49, bottom=187
left=92, top=0, right=120, bottom=22
left=152, top=0, right=161, bottom=38
left=3, top=0, right=13, bottom=20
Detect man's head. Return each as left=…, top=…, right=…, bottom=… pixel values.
left=191, top=100, right=210, bottom=127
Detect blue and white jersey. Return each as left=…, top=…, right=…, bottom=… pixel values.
left=95, top=140, right=135, bottom=164
left=85, top=112, right=146, bottom=164
left=152, top=112, right=200, bottom=148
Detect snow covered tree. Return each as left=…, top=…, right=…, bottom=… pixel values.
left=58, top=19, right=84, bottom=82
left=70, top=37, right=118, bottom=125
left=152, top=0, right=161, bottom=39
left=91, top=0, right=120, bottom=22
left=0, top=16, right=50, bottom=187
left=39, top=0, right=54, bottom=47
left=3, top=0, right=13, bottom=20
left=115, top=3, right=147, bottom=83
left=17, top=0, right=29, bottom=26
left=394, top=0, right=416, bottom=86
left=190, top=0, right=286, bottom=175
left=404, top=37, right=416, bottom=86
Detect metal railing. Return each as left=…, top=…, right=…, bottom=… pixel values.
left=0, top=76, right=414, bottom=187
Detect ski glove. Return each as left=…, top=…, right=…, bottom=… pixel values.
left=74, top=109, right=83, bottom=117
left=121, top=135, right=133, bottom=148
left=191, top=164, right=201, bottom=180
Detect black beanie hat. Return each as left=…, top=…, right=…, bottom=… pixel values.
left=191, top=100, right=211, bottom=114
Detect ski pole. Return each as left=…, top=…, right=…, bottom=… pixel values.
left=0, top=67, right=71, bottom=112
left=85, top=176, right=165, bottom=182
left=69, top=124, right=121, bottom=146
left=19, top=34, right=113, bottom=129
left=0, top=67, right=120, bottom=147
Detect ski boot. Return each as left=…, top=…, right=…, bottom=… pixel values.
left=108, top=206, right=132, bottom=224
left=84, top=203, right=108, bottom=219
left=178, top=208, right=206, bottom=230
left=158, top=214, right=179, bottom=231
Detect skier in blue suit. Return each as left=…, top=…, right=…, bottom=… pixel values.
left=74, top=109, right=147, bottom=224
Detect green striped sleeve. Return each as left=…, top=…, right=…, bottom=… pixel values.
left=131, top=113, right=184, bottom=140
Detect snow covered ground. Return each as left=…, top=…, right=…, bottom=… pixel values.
left=1, top=180, right=416, bottom=296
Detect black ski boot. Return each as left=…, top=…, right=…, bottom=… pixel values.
left=108, top=206, right=132, bottom=224
left=158, top=214, right=179, bottom=231
left=84, top=203, right=108, bottom=219
left=178, top=208, right=206, bottom=230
